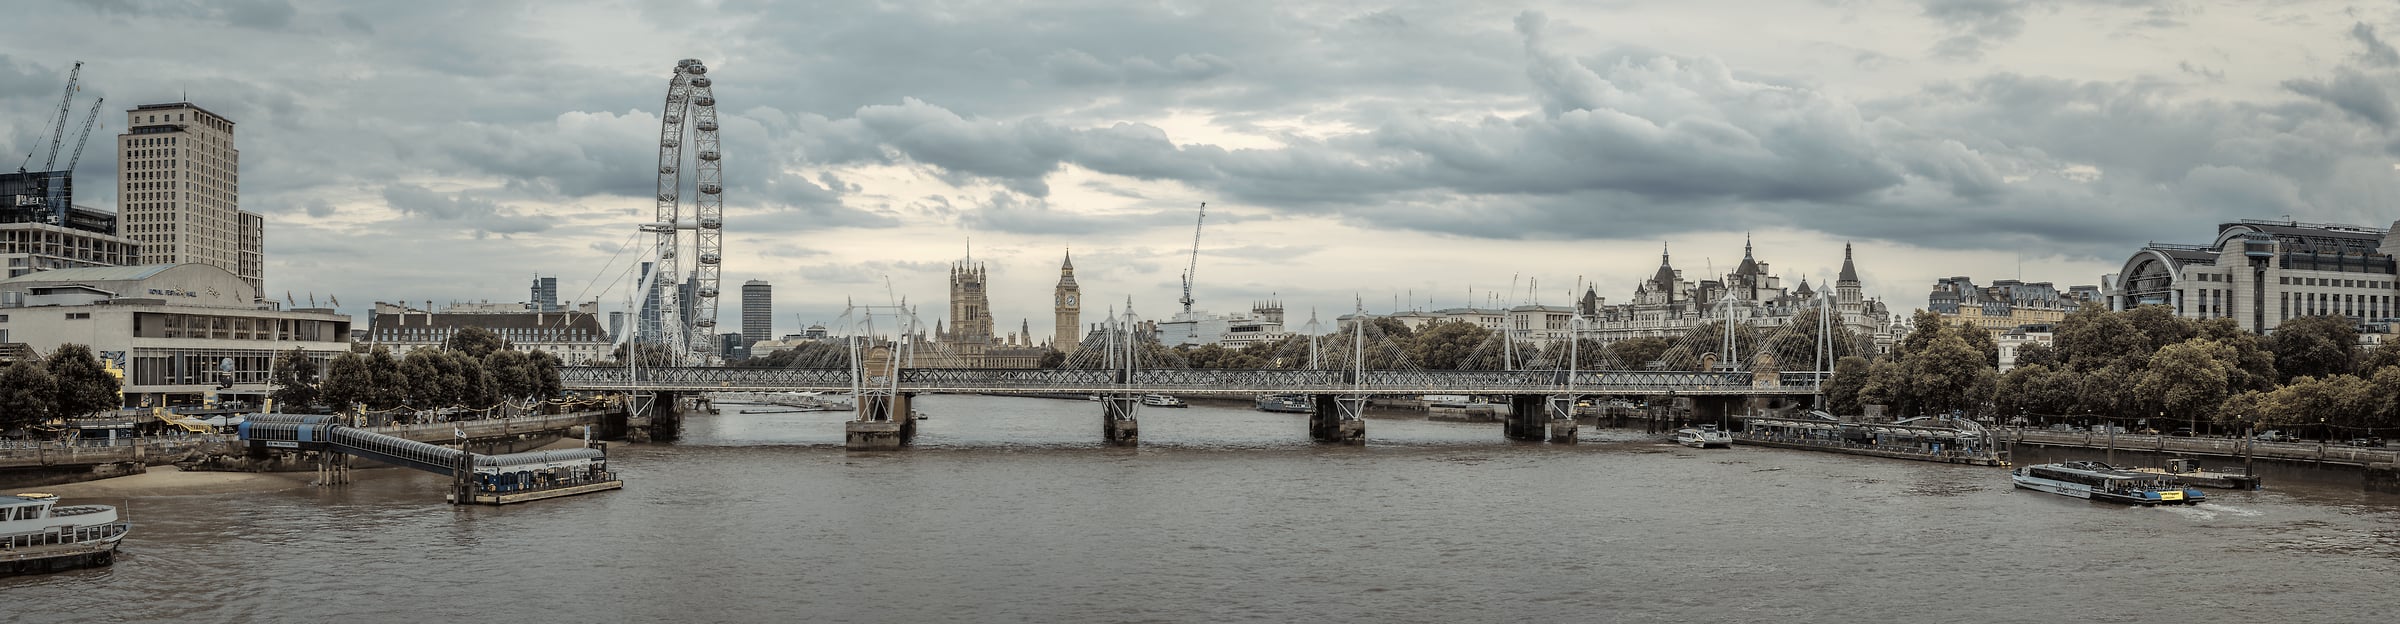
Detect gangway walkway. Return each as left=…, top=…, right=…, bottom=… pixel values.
left=238, top=415, right=621, bottom=504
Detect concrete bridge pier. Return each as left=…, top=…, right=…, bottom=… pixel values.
left=1102, top=395, right=1141, bottom=446
left=1310, top=395, right=1366, bottom=445
left=1690, top=396, right=1743, bottom=431
left=845, top=393, right=917, bottom=451
left=1504, top=395, right=1547, bottom=441
left=1546, top=396, right=1578, bottom=444
left=629, top=391, right=683, bottom=442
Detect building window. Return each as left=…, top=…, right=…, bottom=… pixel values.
left=65, top=312, right=90, bottom=320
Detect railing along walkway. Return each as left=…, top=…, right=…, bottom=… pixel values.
left=562, top=366, right=1820, bottom=395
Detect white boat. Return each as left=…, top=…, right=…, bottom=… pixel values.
left=1673, top=425, right=1732, bottom=449
left=3, top=493, right=130, bottom=576
left=2012, top=461, right=2207, bottom=506
left=1141, top=394, right=1187, bottom=408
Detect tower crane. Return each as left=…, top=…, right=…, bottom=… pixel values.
left=37, top=61, right=83, bottom=172
left=1179, top=201, right=1206, bottom=315
left=65, top=97, right=104, bottom=173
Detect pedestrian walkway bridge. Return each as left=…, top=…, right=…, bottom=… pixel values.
left=558, top=367, right=1825, bottom=396
left=237, top=415, right=618, bottom=504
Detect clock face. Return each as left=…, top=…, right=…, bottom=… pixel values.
left=1065, top=295, right=1077, bottom=306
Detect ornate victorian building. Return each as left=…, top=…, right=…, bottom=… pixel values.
left=922, top=255, right=1049, bottom=368
left=1579, top=240, right=1897, bottom=356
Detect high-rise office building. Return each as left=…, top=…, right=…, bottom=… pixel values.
left=530, top=275, right=560, bottom=312
left=117, top=102, right=262, bottom=295
left=741, top=280, right=772, bottom=348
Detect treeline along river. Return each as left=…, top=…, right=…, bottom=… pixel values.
left=8, top=395, right=2399, bottom=623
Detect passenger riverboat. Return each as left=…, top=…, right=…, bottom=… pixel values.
left=1141, top=394, right=1187, bottom=408
left=2, top=493, right=130, bottom=576
left=1673, top=425, right=1732, bottom=449
left=2012, top=461, right=2207, bottom=506
left=1256, top=394, right=1312, bottom=413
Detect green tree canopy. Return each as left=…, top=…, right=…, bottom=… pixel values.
left=0, top=360, right=58, bottom=431
left=44, top=344, right=119, bottom=419
left=270, top=348, right=321, bottom=409
left=443, top=326, right=512, bottom=359
left=2271, top=315, right=2358, bottom=382
left=1823, top=355, right=1871, bottom=416
left=320, top=351, right=372, bottom=412
left=2134, top=339, right=2237, bottom=424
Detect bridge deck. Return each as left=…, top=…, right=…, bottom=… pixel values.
left=561, top=367, right=1823, bottom=395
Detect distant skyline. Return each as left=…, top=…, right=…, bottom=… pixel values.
left=5, top=1, right=2397, bottom=338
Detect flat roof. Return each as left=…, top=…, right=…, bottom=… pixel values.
left=128, top=102, right=235, bottom=125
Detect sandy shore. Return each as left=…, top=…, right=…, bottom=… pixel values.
left=35, top=469, right=315, bottom=498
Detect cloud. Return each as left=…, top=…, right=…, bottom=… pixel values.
left=2353, top=22, right=2400, bottom=68
left=1920, top=0, right=2038, bottom=61
left=379, top=184, right=553, bottom=236
left=2283, top=69, right=2397, bottom=129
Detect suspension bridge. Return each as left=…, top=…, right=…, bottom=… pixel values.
left=589, top=58, right=1857, bottom=451
left=577, top=294, right=1849, bottom=450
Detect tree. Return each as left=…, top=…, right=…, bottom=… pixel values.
left=483, top=350, right=537, bottom=401
left=44, top=344, right=119, bottom=419
left=1953, top=321, right=1999, bottom=368
left=435, top=350, right=491, bottom=407
left=2134, top=339, right=2236, bottom=429
left=1858, top=358, right=1907, bottom=416
left=443, top=326, right=512, bottom=359
left=2194, top=318, right=2278, bottom=393
left=320, top=352, right=372, bottom=412
left=1181, top=343, right=1265, bottom=369
left=2012, top=342, right=2059, bottom=370
left=0, top=360, right=57, bottom=431
left=1899, top=331, right=1995, bottom=417
left=401, top=350, right=446, bottom=407
left=1037, top=349, right=1066, bottom=369
left=1823, top=356, right=1870, bottom=416
left=365, top=347, right=409, bottom=409
left=527, top=350, right=565, bottom=399
left=2053, top=307, right=2148, bottom=372
left=2121, top=304, right=2199, bottom=354
left=2355, top=342, right=2400, bottom=376
left=1608, top=337, right=1673, bottom=371
left=1409, top=320, right=1504, bottom=370
left=2266, top=375, right=2375, bottom=438
left=270, top=348, right=321, bottom=409
left=2271, top=315, right=2358, bottom=382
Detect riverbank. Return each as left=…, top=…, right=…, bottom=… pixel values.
left=37, top=469, right=315, bottom=498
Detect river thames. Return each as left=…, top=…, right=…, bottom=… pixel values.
left=11, top=395, right=2400, bottom=623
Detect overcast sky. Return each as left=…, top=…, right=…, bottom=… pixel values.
left=6, top=0, right=2399, bottom=340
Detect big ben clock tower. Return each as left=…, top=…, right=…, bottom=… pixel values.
left=1054, top=250, right=1081, bottom=352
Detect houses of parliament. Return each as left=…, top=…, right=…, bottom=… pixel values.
left=919, top=250, right=1081, bottom=368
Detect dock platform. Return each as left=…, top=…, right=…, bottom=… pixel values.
left=448, top=480, right=624, bottom=505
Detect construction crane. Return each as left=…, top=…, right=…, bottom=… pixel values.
left=1179, top=201, right=1207, bottom=315
left=36, top=61, right=84, bottom=172
left=65, top=97, right=103, bottom=173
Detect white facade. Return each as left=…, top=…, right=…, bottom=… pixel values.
left=2, top=220, right=138, bottom=278
left=2107, top=219, right=2400, bottom=333
left=118, top=102, right=262, bottom=295
left=0, top=264, right=351, bottom=408
left=365, top=301, right=612, bottom=365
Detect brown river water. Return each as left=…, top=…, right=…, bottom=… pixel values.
left=9, top=394, right=2399, bottom=623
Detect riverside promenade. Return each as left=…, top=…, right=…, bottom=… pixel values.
left=0, top=411, right=607, bottom=472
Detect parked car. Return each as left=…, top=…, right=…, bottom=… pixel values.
left=2254, top=430, right=2296, bottom=443
left=2345, top=437, right=2387, bottom=447
left=2170, top=427, right=2196, bottom=437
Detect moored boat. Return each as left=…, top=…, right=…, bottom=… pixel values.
left=2, top=493, right=131, bottom=577
left=1256, top=394, right=1312, bottom=413
left=2012, top=461, right=2207, bottom=506
left=1141, top=394, right=1187, bottom=408
left=1673, top=425, right=1732, bottom=449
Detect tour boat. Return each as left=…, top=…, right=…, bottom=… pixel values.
left=1673, top=425, right=1733, bottom=449
left=1141, top=394, right=1188, bottom=408
left=2012, top=461, right=2208, bottom=506
left=1256, top=394, right=1313, bottom=413
left=2, top=493, right=130, bottom=576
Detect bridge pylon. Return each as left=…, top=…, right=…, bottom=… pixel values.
left=1504, top=395, right=1577, bottom=443
left=1102, top=394, right=1140, bottom=446
left=1309, top=395, right=1365, bottom=444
